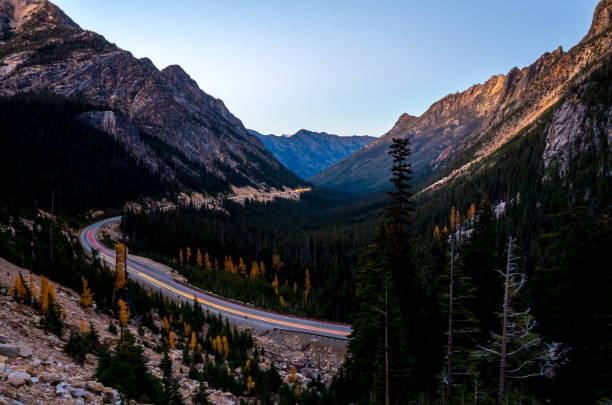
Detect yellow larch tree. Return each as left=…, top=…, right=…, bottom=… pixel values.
left=196, top=248, right=203, bottom=268
left=162, top=316, right=171, bottom=332
left=204, top=252, right=213, bottom=271
left=249, top=261, right=259, bottom=279
left=288, top=365, right=298, bottom=383
left=28, top=272, right=37, bottom=301
left=115, top=242, right=127, bottom=290
left=304, top=269, right=311, bottom=301
left=246, top=375, right=255, bottom=391
left=221, top=336, right=229, bottom=357
left=259, top=261, right=266, bottom=278
left=433, top=225, right=442, bottom=240
left=467, top=202, right=477, bottom=222
left=293, top=282, right=298, bottom=294
left=190, top=331, right=197, bottom=351
left=183, top=323, right=191, bottom=338
left=279, top=295, right=286, bottom=307
left=118, top=299, right=130, bottom=327
left=12, top=273, right=29, bottom=302
left=168, top=330, right=176, bottom=349
left=238, top=257, right=247, bottom=276
left=80, top=277, right=94, bottom=307
left=186, top=247, right=192, bottom=264
left=39, top=276, right=55, bottom=314
left=79, top=319, right=90, bottom=335
left=179, top=248, right=184, bottom=265
left=272, top=274, right=279, bottom=295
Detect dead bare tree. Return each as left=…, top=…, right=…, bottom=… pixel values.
left=475, top=236, right=551, bottom=404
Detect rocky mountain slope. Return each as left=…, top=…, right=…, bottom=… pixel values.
left=0, top=253, right=346, bottom=404
left=250, top=129, right=375, bottom=179
left=312, top=0, right=612, bottom=194
left=0, top=0, right=301, bottom=195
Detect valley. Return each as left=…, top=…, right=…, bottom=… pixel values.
left=0, top=0, right=610, bottom=404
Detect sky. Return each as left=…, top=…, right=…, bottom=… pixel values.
left=53, top=0, right=598, bottom=137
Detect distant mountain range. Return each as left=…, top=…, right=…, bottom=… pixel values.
left=0, top=0, right=301, bottom=199
left=249, top=129, right=375, bottom=179
left=312, top=0, right=611, bottom=195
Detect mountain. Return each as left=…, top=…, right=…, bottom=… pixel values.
left=312, top=0, right=612, bottom=194
left=249, top=129, right=375, bottom=179
left=0, top=0, right=301, bottom=204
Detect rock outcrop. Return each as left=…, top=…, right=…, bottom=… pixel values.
left=312, top=0, right=612, bottom=194
left=0, top=0, right=301, bottom=192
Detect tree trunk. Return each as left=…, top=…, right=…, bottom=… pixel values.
left=498, top=237, right=512, bottom=404
left=447, top=233, right=455, bottom=398
left=385, top=279, right=390, bottom=405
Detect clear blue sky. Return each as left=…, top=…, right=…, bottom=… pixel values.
left=54, top=0, right=597, bottom=136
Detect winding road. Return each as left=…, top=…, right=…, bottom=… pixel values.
left=79, top=216, right=352, bottom=340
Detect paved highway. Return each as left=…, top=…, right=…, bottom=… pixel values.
left=79, top=216, right=351, bottom=340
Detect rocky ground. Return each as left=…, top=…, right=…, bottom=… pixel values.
left=0, top=256, right=346, bottom=404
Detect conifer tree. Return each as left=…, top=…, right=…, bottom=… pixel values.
left=161, top=350, right=184, bottom=405
left=344, top=138, right=417, bottom=404
left=461, top=194, right=499, bottom=339
left=192, top=381, right=211, bottom=405
left=272, top=254, right=284, bottom=272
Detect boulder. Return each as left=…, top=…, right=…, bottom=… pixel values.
left=0, top=346, right=18, bottom=360
left=17, top=347, right=32, bottom=358
left=86, top=380, right=104, bottom=393
left=7, top=371, right=30, bottom=387
left=39, top=372, right=62, bottom=384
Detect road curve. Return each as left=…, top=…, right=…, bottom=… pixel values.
left=79, top=216, right=352, bottom=340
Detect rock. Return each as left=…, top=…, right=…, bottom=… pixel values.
left=0, top=346, right=18, bottom=360
left=72, top=388, right=86, bottom=398
left=29, top=359, right=41, bottom=368
left=0, top=337, right=8, bottom=344
left=6, top=371, right=30, bottom=387
left=17, top=347, right=32, bottom=358
left=55, top=382, right=67, bottom=395
left=39, top=372, right=62, bottom=384
left=86, top=380, right=104, bottom=393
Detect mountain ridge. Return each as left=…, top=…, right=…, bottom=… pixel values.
left=0, top=0, right=301, bottom=196
left=250, top=129, right=375, bottom=179
left=312, top=0, right=612, bottom=194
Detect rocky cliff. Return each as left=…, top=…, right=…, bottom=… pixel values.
left=312, top=0, right=612, bottom=194
left=0, top=0, right=301, bottom=193
left=250, top=129, right=375, bottom=179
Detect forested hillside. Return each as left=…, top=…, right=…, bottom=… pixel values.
left=0, top=93, right=173, bottom=214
